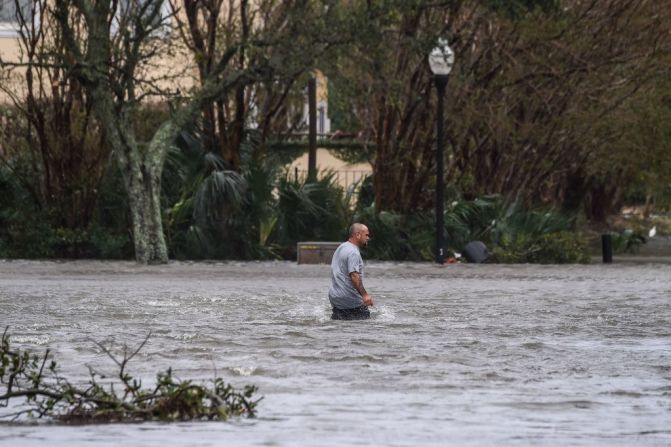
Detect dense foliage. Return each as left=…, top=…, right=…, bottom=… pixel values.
left=1, top=0, right=669, bottom=263
left=0, top=137, right=595, bottom=263
left=356, top=194, right=591, bottom=263
left=325, top=0, right=671, bottom=218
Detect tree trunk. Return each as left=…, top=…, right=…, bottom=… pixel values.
left=97, top=99, right=170, bottom=264
left=119, top=123, right=172, bottom=264
left=125, top=162, right=167, bottom=264
left=373, top=154, right=402, bottom=211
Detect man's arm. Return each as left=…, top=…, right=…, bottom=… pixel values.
left=350, top=272, right=373, bottom=306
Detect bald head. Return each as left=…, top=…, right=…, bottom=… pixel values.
left=348, top=223, right=366, bottom=237
left=348, top=223, right=370, bottom=247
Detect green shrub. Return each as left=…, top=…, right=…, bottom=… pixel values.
left=0, top=166, right=57, bottom=258
left=89, top=226, right=131, bottom=259
left=353, top=196, right=590, bottom=263
left=353, top=206, right=435, bottom=260
left=491, top=231, right=591, bottom=264
left=610, top=229, right=647, bottom=254
left=355, top=175, right=375, bottom=211
left=52, top=228, right=96, bottom=258
left=274, top=172, right=350, bottom=258
left=163, top=129, right=279, bottom=260
left=88, top=162, right=133, bottom=259
left=0, top=213, right=57, bottom=258
left=162, top=125, right=352, bottom=260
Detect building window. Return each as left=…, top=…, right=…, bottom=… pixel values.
left=113, top=0, right=172, bottom=37
left=0, top=0, right=32, bottom=37
left=318, top=106, right=325, bottom=135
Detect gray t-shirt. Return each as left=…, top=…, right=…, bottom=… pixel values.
left=328, top=241, right=364, bottom=309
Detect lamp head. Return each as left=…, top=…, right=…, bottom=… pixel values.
left=429, top=38, right=454, bottom=76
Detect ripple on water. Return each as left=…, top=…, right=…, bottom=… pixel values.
left=498, top=400, right=601, bottom=411
left=1, top=260, right=670, bottom=446
left=10, top=335, right=52, bottom=345
left=227, top=366, right=260, bottom=376
left=145, top=300, right=182, bottom=308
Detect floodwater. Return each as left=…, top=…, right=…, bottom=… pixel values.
left=0, top=260, right=669, bottom=446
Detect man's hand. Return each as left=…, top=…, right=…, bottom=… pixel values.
left=350, top=272, right=373, bottom=306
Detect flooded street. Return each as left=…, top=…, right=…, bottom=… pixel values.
left=0, top=260, right=669, bottom=446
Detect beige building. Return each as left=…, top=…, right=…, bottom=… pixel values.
left=289, top=148, right=370, bottom=191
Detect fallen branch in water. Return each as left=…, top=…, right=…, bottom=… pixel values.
left=0, top=327, right=260, bottom=423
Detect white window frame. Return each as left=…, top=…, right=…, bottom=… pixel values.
left=111, top=0, right=172, bottom=38
left=0, top=24, right=19, bottom=38
left=0, top=0, right=19, bottom=37
left=0, top=0, right=33, bottom=37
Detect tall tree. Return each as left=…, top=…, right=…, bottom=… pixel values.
left=449, top=0, right=671, bottom=219
left=51, top=0, right=351, bottom=263
left=330, top=0, right=671, bottom=217
left=0, top=0, right=107, bottom=243
left=326, top=0, right=466, bottom=212
left=173, top=0, right=351, bottom=169
left=52, top=0, right=199, bottom=263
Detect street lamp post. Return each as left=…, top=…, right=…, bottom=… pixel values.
left=428, top=39, right=454, bottom=264
left=307, top=75, right=317, bottom=181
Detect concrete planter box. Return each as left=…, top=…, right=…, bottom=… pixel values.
left=297, top=241, right=341, bottom=264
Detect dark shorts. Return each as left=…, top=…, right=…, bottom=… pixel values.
left=331, top=305, right=370, bottom=321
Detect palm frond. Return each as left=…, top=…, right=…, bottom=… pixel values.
left=193, top=170, right=247, bottom=225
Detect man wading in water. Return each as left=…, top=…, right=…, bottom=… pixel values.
left=329, top=223, right=374, bottom=320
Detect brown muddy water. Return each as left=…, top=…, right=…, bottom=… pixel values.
left=0, top=260, right=670, bottom=446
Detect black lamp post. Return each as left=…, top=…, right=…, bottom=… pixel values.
left=428, top=39, right=454, bottom=264
left=307, top=75, right=317, bottom=181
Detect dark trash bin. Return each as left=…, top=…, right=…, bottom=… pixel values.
left=462, top=241, right=489, bottom=264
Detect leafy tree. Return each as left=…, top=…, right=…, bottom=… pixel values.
left=47, top=0, right=355, bottom=263
left=586, top=77, right=671, bottom=217
left=454, top=0, right=670, bottom=220
left=328, top=0, right=671, bottom=219
left=173, top=0, right=359, bottom=170
left=0, top=0, right=107, bottom=255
